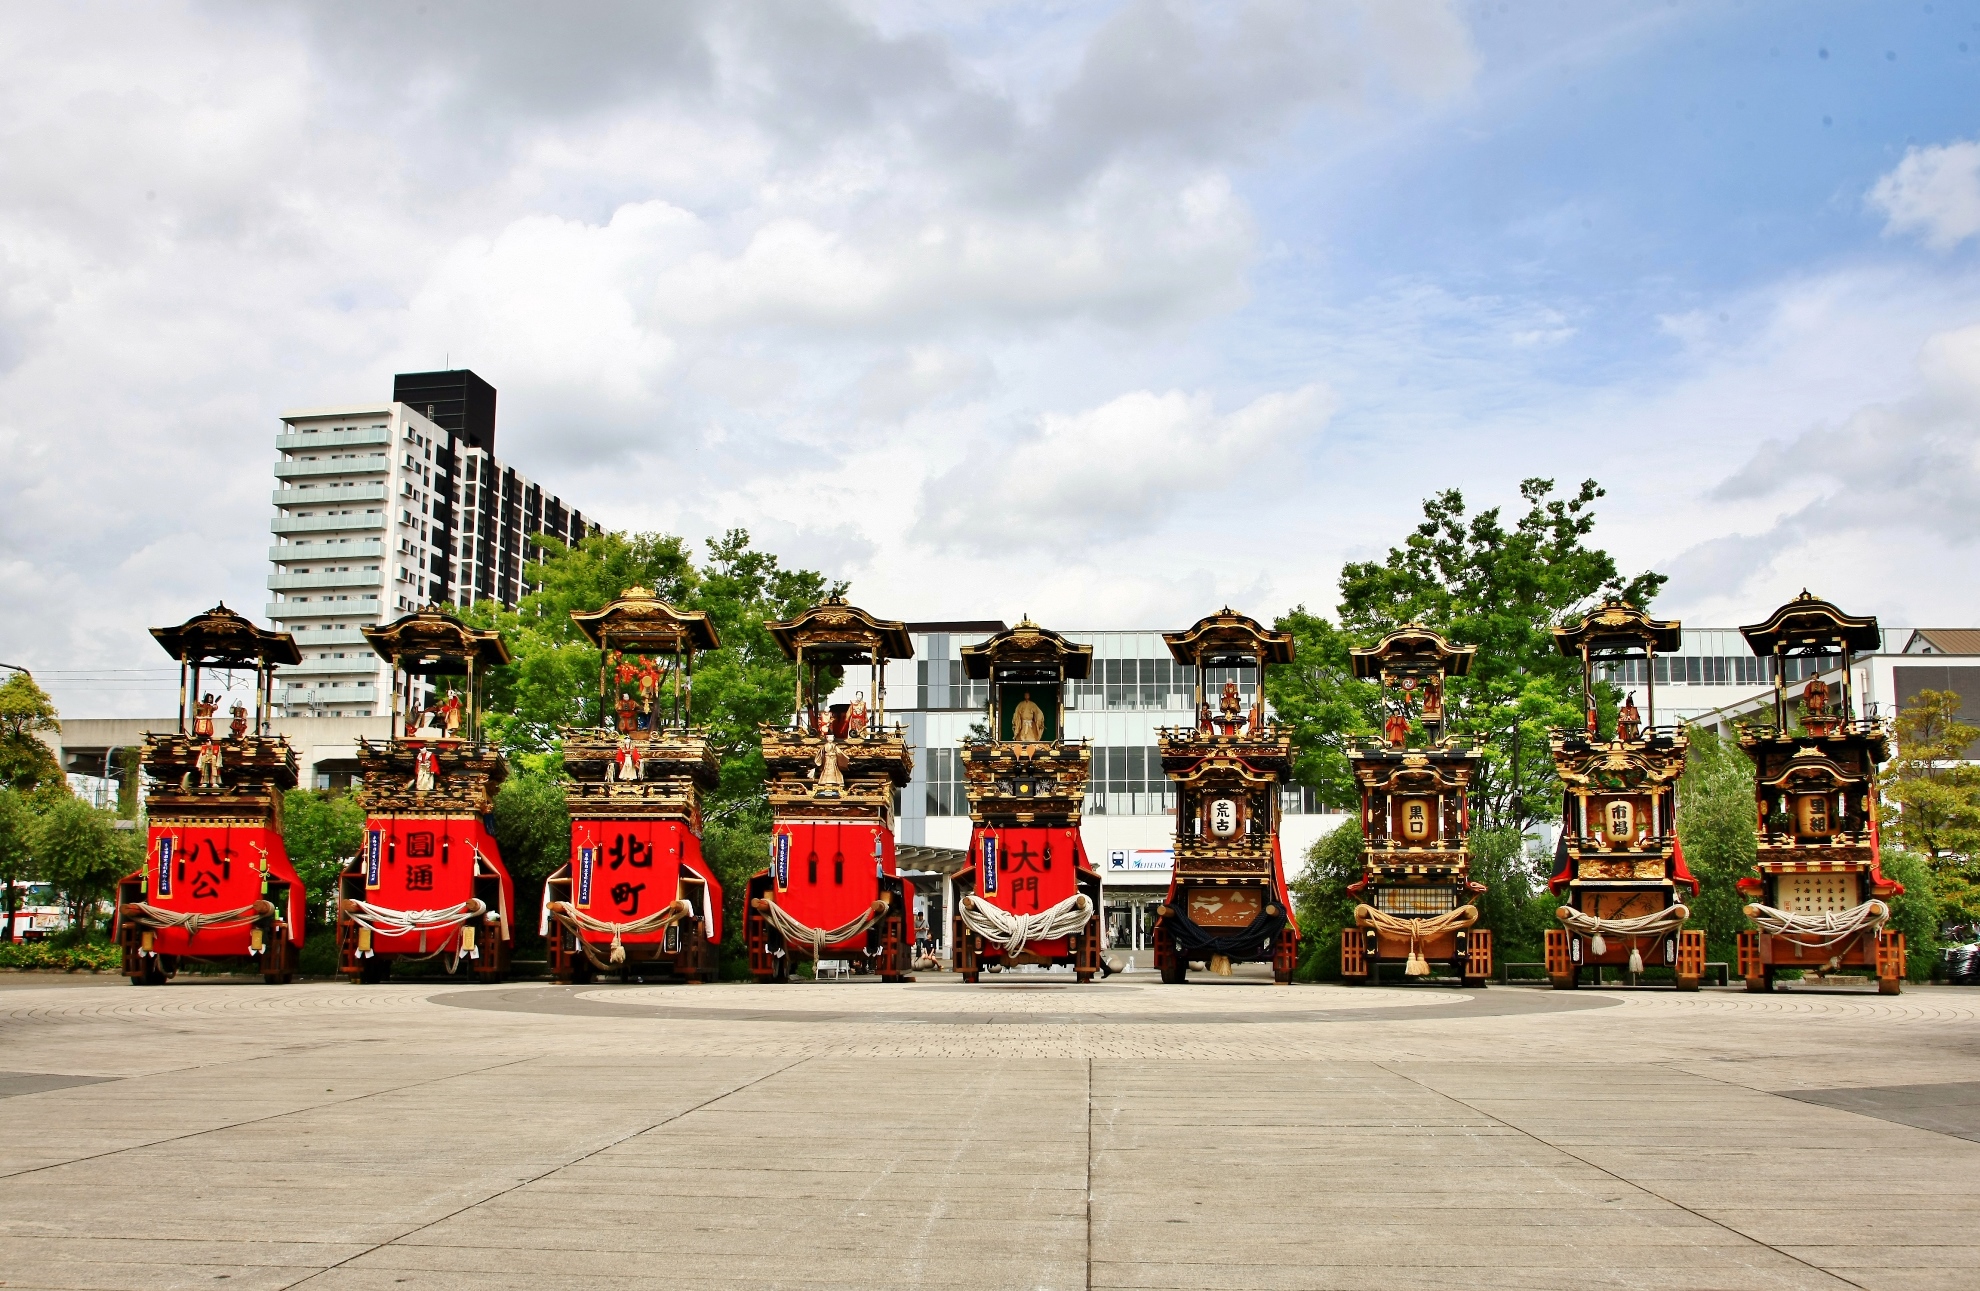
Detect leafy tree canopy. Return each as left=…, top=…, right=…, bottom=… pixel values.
left=1884, top=688, right=1980, bottom=869
left=463, top=527, right=842, bottom=829
left=1676, top=728, right=1760, bottom=964
left=33, top=797, right=135, bottom=935
left=281, top=789, right=365, bottom=924
left=0, top=672, right=66, bottom=797
left=490, top=767, right=571, bottom=948
left=1267, top=478, right=1663, bottom=832
left=0, top=787, right=35, bottom=940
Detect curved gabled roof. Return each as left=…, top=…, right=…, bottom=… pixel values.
left=362, top=606, right=511, bottom=676
left=767, top=595, right=913, bottom=662
left=150, top=604, right=302, bottom=667
left=1553, top=599, right=1682, bottom=657
left=1741, top=591, right=1881, bottom=656
left=1162, top=607, right=1294, bottom=668
left=568, top=586, right=719, bottom=654
left=961, top=617, right=1094, bottom=680
left=1349, top=623, right=1475, bottom=680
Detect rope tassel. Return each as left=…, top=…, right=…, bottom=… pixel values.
left=1627, top=946, right=1644, bottom=974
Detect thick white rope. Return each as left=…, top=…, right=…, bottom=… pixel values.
left=1353, top=903, right=1479, bottom=976
left=1555, top=903, right=1690, bottom=972
left=125, top=902, right=262, bottom=937
left=546, top=898, right=695, bottom=967
left=340, top=898, right=487, bottom=958
left=124, top=901, right=277, bottom=958
left=1744, top=899, right=1888, bottom=954
left=958, top=892, right=1093, bottom=958
left=756, top=892, right=890, bottom=961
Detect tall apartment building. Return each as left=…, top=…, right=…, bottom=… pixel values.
left=267, top=370, right=599, bottom=718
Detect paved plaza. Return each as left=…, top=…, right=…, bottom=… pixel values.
left=2, top=973, right=1977, bottom=1290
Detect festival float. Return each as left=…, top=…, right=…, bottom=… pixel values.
left=949, top=618, right=1101, bottom=982
left=544, top=588, right=724, bottom=982
left=1736, top=594, right=1905, bottom=993
left=115, top=606, right=306, bottom=985
left=1339, top=625, right=1492, bottom=985
left=1152, top=609, right=1299, bottom=983
left=1544, top=601, right=1705, bottom=989
left=335, top=608, right=515, bottom=983
left=744, top=596, right=917, bottom=981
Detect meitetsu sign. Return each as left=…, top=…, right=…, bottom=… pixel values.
left=1108, top=849, right=1173, bottom=872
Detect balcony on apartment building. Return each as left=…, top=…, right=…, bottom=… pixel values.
left=272, top=512, right=387, bottom=536
left=272, top=484, right=388, bottom=505
left=265, top=598, right=381, bottom=619
left=286, top=655, right=384, bottom=675
left=268, top=540, right=386, bottom=563
left=268, top=569, right=383, bottom=592
left=273, top=456, right=389, bottom=481
left=275, top=426, right=391, bottom=451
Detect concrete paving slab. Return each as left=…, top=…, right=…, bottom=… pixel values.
left=0, top=977, right=1975, bottom=1290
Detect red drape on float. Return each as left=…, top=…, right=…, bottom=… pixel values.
left=133, top=822, right=304, bottom=957
left=969, top=823, right=1086, bottom=956
left=359, top=815, right=514, bottom=955
left=769, top=819, right=895, bottom=950
left=566, top=818, right=722, bottom=945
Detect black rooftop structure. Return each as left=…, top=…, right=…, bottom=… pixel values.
left=393, top=369, right=497, bottom=454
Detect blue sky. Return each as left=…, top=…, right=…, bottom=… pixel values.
left=2, top=1, right=1978, bottom=713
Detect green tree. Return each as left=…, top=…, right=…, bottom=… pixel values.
left=703, top=820, right=773, bottom=975
left=466, top=527, right=840, bottom=826
left=1287, top=818, right=1364, bottom=980
left=1879, top=850, right=1941, bottom=980
left=688, top=529, right=842, bottom=824
left=1330, top=479, right=1664, bottom=832
left=1884, top=689, right=1980, bottom=868
left=0, top=787, right=35, bottom=942
left=33, top=798, right=133, bottom=936
left=1676, top=728, right=1759, bottom=965
left=1469, top=824, right=1549, bottom=964
left=1268, top=481, right=1662, bottom=833
left=1264, top=610, right=1375, bottom=810
left=0, top=671, right=65, bottom=798
left=462, top=531, right=699, bottom=749
left=490, top=765, right=572, bottom=951
left=281, top=789, right=366, bottom=926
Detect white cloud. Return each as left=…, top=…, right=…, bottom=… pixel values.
left=914, top=383, right=1333, bottom=552
left=857, top=347, right=995, bottom=422
left=1658, top=318, right=1980, bottom=621
left=1869, top=138, right=1980, bottom=252
left=0, top=0, right=1476, bottom=715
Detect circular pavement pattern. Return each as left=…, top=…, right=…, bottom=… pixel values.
left=429, top=977, right=1623, bottom=1025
